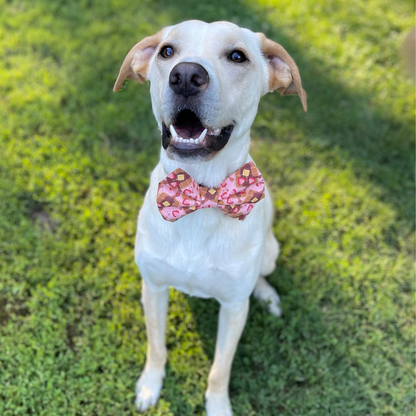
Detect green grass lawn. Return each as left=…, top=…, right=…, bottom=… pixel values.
left=0, top=0, right=414, bottom=415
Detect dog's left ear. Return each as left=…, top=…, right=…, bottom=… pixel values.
left=257, top=33, right=307, bottom=111
left=113, top=29, right=165, bottom=92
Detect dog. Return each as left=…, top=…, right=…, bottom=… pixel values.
left=113, top=20, right=306, bottom=416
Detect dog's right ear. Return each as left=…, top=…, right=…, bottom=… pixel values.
left=113, top=29, right=165, bottom=92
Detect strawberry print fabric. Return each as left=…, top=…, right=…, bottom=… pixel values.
left=156, top=162, right=265, bottom=222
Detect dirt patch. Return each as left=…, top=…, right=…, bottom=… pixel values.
left=31, top=209, right=58, bottom=233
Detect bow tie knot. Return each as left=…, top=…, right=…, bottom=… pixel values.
left=157, top=162, right=265, bottom=222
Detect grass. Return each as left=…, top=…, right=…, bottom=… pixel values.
left=0, top=0, right=414, bottom=415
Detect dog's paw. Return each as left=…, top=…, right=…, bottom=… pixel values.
left=265, top=293, right=282, bottom=318
left=252, top=276, right=282, bottom=318
left=135, top=369, right=164, bottom=412
left=205, top=392, right=232, bottom=416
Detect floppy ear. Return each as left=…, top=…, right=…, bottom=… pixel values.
left=257, top=33, right=307, bottom=112
left=113, top=29, right=165, bottom=92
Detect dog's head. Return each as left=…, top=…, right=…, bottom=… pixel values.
left=114, top=20, right=306, bottom=163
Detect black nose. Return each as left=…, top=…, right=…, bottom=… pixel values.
left=169, top=62, right=209, bottom=98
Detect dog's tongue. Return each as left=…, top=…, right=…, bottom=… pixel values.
left=174, top=109, right=205, bottom=140
left=174, top=124, right=204, bottom=140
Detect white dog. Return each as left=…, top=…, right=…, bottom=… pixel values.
left=114, top=20, right=306, bottom=416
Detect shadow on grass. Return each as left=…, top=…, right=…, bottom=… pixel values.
left=185, top=265, right=374, bottom=415
left=158, top=0, right=414, bottom=223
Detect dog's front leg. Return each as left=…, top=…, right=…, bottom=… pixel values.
left=205, top=299, right=249, bottom=416
left=135, top=281, right=169, bottom=412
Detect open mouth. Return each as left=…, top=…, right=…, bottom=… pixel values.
left=162, top=109, right=234, bottom=155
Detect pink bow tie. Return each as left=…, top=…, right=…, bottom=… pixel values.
left=156, top=161, right=265, bottom=222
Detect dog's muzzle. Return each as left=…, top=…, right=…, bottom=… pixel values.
left=163, top=62, right=233, bottom=161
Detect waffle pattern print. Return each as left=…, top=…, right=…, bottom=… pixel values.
left=157, top=161, right=265, bottom=222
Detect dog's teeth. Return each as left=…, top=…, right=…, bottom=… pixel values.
left=170, top=125, right=178, bottom=139
left=190, top=138, right=195, bottom=144
left=194, top=138, right=199, bottom=144
left=198, top=129, right=207, bottom=142
left=213, top=128, right=221, bottom=135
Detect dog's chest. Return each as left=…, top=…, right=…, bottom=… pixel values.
left=135, top=208, right=263, bottom=302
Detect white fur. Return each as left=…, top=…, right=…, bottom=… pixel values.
left=131, top=21, right=281, bottom=415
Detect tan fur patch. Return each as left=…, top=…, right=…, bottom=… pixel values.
left=113, top=29, right=165, bottom=92
left=257, top=33, right=307, bottom=111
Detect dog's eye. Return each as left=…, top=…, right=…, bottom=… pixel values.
left=229, top=50, right=248, bottom=63
left=159, top=45, right=174, bottom=58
